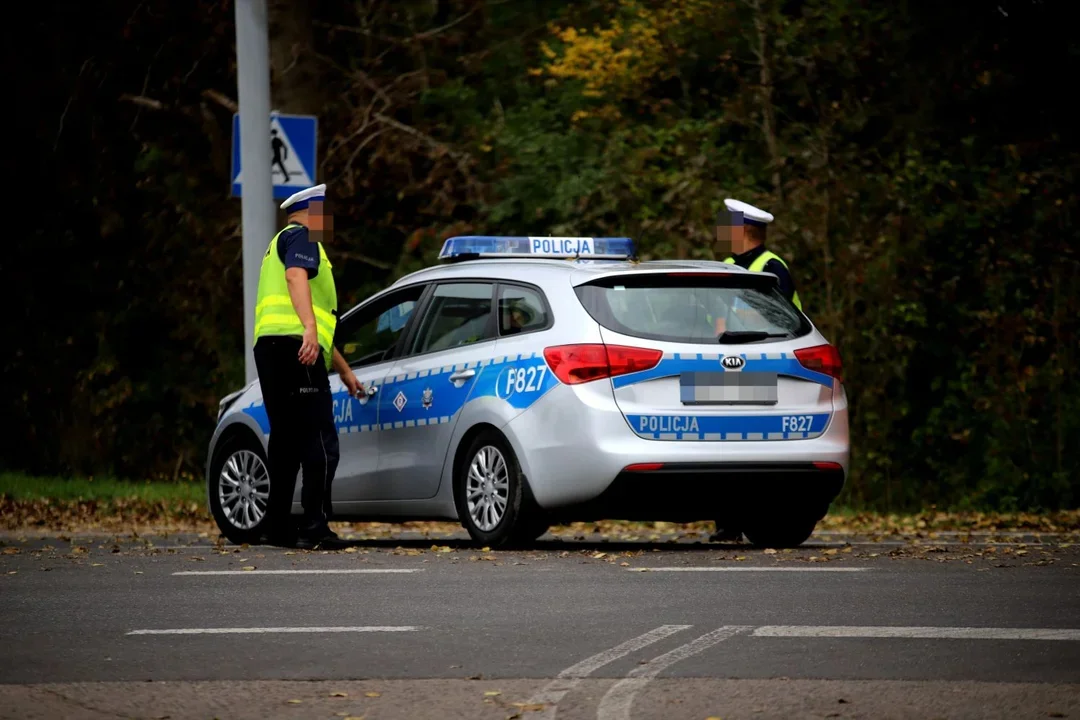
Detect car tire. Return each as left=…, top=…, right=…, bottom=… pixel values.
left=208, top=433, right=278, bottom=545
left=742, top=509, right=821, bottom=549
left=454, top=429, right=544, bottom=547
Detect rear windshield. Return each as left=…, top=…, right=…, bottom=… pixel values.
left=574, top=273, right=809, bottom=344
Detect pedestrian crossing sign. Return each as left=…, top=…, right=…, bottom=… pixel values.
left=231, top=112, right=318, bottom=199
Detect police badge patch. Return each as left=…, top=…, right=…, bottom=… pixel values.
left=422, top=387, right=433, bottom=409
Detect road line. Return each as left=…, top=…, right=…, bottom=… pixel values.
left=127, top=626, right=420, bottom=636
left=753, top=626, right=1080, bottom=640
left=597, top=626, right=751, bottom=720
left=525, top=625, right=692, bottom=720
left=628, top=566, right=871, bottom=572
left=172, top=569, right=422, bottom=575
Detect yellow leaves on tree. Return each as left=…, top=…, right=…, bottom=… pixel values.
left=535, top=0, right=716, bottom=117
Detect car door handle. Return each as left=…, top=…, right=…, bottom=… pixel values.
left=448, top=369, right=475, bottom=384
left=358, top=384, right=378, bottom=405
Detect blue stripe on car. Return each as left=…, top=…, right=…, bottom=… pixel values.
left=611, top=353, right=834, bottom=389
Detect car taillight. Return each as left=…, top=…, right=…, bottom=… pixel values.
left=794, top=344, right=843, bottom=382
left=543, top=344, right=662, bottom=385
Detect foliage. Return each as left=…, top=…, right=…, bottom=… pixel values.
left=5, top=0, right=1077, bottom=511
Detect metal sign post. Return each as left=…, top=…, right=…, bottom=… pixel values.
left=234, top=0, right=275, bottom=384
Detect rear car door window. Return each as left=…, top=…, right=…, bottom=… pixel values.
left=498, top=284, right=550, bottom=336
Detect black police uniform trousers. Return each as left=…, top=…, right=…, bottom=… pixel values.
left=253, top=336, right=340, bottom=534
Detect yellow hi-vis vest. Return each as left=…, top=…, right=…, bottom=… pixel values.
left=724, top=250, right=803, bottom=311
left=254, top=224, right=338, bottom=370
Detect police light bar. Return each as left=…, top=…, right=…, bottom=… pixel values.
left=438, top=236, right=635, bottom=261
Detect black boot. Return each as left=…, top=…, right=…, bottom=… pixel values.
left=709, top=522, right=743, bottom=542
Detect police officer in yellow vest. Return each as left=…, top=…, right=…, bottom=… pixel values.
left=711, top=198, right=801, bottom=544
left=720, top=198, right=802, bottom=311
left=253, top=183, right=364, bottom=548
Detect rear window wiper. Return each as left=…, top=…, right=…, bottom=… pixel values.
left=717, top=331, right=790, bottom=344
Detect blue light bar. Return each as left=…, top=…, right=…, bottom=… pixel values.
left=438, top=235, right=635, bottom=261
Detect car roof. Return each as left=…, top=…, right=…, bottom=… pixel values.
left=391, top=258, right=770, bottom=289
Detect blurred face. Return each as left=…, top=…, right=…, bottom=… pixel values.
left=716, top=210, right=748, bottom=257
left=306, top=199, right=334, bottom=242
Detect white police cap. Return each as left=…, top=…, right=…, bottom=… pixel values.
left=723, top=198, right=774, bottom=227
left=280, top=183, right=326, bottom=212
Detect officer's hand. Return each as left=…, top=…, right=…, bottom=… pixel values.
left=298, top=326, right=320, bottom=366
left=342, top=369, right=364, bottom=399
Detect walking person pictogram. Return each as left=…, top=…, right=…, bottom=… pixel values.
left=271, top=129, right=290, bottom=182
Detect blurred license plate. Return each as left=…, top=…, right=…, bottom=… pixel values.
left=680, top=371, right=778, bottom=405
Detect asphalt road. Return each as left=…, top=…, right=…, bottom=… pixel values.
left=1, top=529, right=1078, bottom=719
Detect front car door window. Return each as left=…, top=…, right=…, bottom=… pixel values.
left=408, top=282, right=496, bottom=355
left=336, top=285, right=426, bottom=369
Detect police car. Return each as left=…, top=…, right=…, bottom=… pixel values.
left=207, top=236, right=849, bottom=548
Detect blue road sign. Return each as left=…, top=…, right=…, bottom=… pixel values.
left=231, top=113, right=318, bottom=199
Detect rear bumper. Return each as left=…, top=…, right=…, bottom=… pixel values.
left=503, top=382, right=850, bottom=511
left=546, top=462, right=845, bottom=523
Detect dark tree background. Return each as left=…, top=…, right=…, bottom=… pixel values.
left=5, top=0, right=1077, bottom=511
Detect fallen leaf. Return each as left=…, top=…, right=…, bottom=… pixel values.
left=734, top=556, right=746, bottom=561
left=620, top=562, right=630, bottom=567
left=482, top=546, right=491, bottom=552
left=823, top=548, right=838, bottom=555
left=241, top=566, right=256, bottom=571
left=7, top=571, right=16, bottom=575
left=432, top=545, right=452, bottom=553
left=91, top=563, right=104, bottom=567
left=2, top=548, right=19, bottom=555
left=364, top=691, right=381, bottom=698
left=344, top=547, right=358, bottom=554
left=1015, top=550, right=1028, bottom=556
left=485, top=691, right=502, bottom=697
left=285, top=699, right=302, bottom=705
left=134, top=571, right=143, bottom=575
left=592, top=552, right=607, bottom=559
left=343, top=716, right=365, bottom=720
left=329, top=691, right=348, bottom=698
left=512, top=703, right=547, bottom=711
left=763, top=548, right=778, bottom=555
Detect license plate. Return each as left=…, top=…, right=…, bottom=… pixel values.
left=679, top=371, right=778, bottom=405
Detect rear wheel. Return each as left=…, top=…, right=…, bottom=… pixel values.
left=455, top=430, right=546, bottom=547
left=208, top=434, right=276, bottom=545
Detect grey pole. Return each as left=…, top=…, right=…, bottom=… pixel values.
left=235, top=0, right=275, bottom=384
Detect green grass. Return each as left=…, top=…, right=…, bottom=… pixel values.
left=0, top=472, right=203, bottom=504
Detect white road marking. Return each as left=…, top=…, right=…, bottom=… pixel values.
left=172, top=569, right=422, bottom=575
left=525, top=625, right=691, bottom=720
left=597, top=626, right=751, bottom=720
left=127, top=626, right=420, bottom=635
left=628, top=566, right=871, bottom=572
left=753, top=626, right=1080, bottom=641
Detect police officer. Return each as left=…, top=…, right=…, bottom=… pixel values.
left=711, top=198, right=802, bottom=543
left=253, top=183, right=364, bottom=548
left=719, top=198, right=802, bottom=310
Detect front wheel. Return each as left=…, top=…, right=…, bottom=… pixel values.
left=208, top=434, right=275, bottom=545
left=454, top=430, right=545, bottom=547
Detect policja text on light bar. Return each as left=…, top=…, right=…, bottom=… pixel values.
left=438, top=235, right=635, bottom=261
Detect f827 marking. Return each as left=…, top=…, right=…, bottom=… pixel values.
left=503, top=365, right=548, bottom=397
left=781, top=415, right=814, bottom=433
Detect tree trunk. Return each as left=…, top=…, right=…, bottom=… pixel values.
left=750, top=0, right=783, bottom=201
